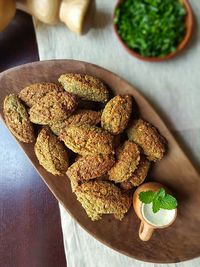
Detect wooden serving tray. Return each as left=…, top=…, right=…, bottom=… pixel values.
left=0, top=60, right=200, bottom=263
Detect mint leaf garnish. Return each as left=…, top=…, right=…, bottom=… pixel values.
left=152, top=199, right=161, bottom=213
left=139, top=190, right=155, bottom=204
left=156, top=188, right=166, bottom=198
left=139, top=188, right=178, bottom=213
left=159, top=194, right=178, bottom=210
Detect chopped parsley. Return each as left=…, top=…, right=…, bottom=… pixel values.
left=114, top=0, right=186, bottom=57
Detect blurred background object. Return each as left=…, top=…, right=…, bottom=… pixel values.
left=0, top=0, right=16, bottom=31
left=0, top=0, right=91, bottom=35
left=0, top=10, right=38, bottom=71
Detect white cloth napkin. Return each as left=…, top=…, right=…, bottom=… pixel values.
left=34, top=0, right=200, bottom=266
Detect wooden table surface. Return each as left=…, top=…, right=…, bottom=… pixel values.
left=0, top=11, right=66, bottom=267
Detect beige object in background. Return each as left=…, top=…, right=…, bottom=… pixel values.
left=59, top=0, right=90, bottom=34
left=26, top=0, right=61, bottom=24
left=0, top=0, right=16, bottom=31
left=5, top=0, right=91, bottom=34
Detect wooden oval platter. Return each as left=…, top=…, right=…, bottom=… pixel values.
left=0, top=60, right=200, bottom=263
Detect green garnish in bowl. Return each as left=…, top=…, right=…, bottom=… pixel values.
left=114, top=0, right=190, bottom=59
left=139, top=188, right=178, bottom=213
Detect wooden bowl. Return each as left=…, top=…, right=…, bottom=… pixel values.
left=1, top=60, right=200, bottom=263
left=113, top=0, right=193, bottom=62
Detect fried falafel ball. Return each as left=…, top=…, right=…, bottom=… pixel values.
left=120, top=156, right=150, bottom=190
left=19, top=82, right=63, bottom=107
left=34, top=127, right=69, bottom=176
left=59, top=124, right=114, bottom=156
left=3, top=94, right=35, bottom=143
left=29, top=91, right=78, bottom=125
left=108, top=140, right=140, bottom=183
left=58, top=73, right=109, bottom=102
left=127, top=119, right=167, bottom=161
left=67, top=154, right=115, bottom=191
left=101, top=95, right=132, bottom=135
left=74, top=180, right=131, bottom=221
left=49, top=109, right=102, bottom=136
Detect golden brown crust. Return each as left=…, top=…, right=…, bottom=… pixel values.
left=65, top=109, right=102, bottom=127
left=49, top=109, right=102, bottom=136
left=59, top=124, right=114, bottom=156
left=3, top=94, right=35, bottom=143
left=34, top=127, right=69, bottom=175
left=67, top=154, right=115, bottom=191
left=29, top=91, right=78, bottom=125
left=19, top=82, right=63, bottom=107
left=120, top=156, right=150, bottom=190
left=108, top=140, right=140, bottom=183
left=58, top=73, right=109, bottom=102
left=101, top=95, right=132, bottom=135
left=49, top=120, right=65, bottom=136
left=127, top=119, right=167, bottom=161
left=74, top=180, right=131, bottom=221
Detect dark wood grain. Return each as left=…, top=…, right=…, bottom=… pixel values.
left=0, top=59, right=200, bottom=264
left=0, top=11, right=66, bottom=267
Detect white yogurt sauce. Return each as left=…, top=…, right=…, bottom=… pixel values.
left=142, top=203, right=176, bottom=227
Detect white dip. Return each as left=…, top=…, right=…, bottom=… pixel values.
left=142, top=203, right=176, bottom=227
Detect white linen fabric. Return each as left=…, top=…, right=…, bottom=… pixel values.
left=34, top=1, right=200, bottom=266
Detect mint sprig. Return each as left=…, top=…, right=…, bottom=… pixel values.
left=139, top=188, right=178, bottom=213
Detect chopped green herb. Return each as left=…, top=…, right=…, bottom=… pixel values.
left=139, top=188, right=178, bottom=213
left=114, top=0, right=186, bottom=57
